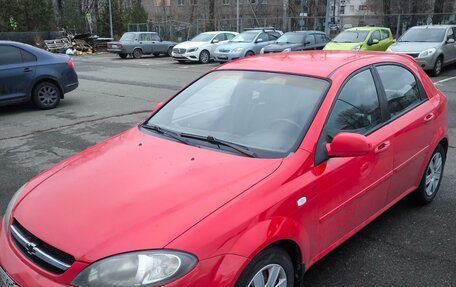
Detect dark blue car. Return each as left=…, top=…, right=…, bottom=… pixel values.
left=0, top=41, right=78, bottom=109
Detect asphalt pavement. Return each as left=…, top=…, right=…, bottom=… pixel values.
left=0, top=53, right=455, bottom=286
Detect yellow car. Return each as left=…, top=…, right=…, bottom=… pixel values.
left=324, top=27, right=394, bottom=51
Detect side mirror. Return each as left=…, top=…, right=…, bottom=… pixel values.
left=154, top=101, right=164, bottom=111
left=447, top=38, right=455, bottom=44
left=326, top=132, right=371, bottom=158
left=368, top=38, right=379, bottom=45
left=212, top=39, right=219, bottom=44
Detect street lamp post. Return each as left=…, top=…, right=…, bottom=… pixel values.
left=236, top=0, right=240, bottom=32
left=109, top=0, right=113, bottom=39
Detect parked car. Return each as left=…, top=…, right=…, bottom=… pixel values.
left=172, top=31, right=238, bottom=64
left=0, top=41, right=78, bottom=109
left=387, top=25, right=456, bottom=76
left=324, top=27, right=393, bottom=51
left=0, top=51, right=448, bottom=287
left=260, top=31, right=330, bottom=54
left=214, top=28, right=283, bottom=62
left=107, top=32, right=176, bottom=59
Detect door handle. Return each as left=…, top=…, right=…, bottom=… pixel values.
left=375, top=141, right=391, bottom=154
left=424, top=113, right=435, bottom=122
left=139, top=42, right=143, bottom=44
left=23, top=68, right=32, bottom=72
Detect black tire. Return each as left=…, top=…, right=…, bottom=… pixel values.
left=245, top=50, right=255, bottom=57
left=132, top=48, right=143, bottom=59
left=167, top=46, right=173, bottom=57
left=153, top=52, right=160, bottom=57
left=119, top=53, right=127, bottom=59
left=409, top=144, right=446, bottom=205
left=32, top=82, right=61, bottom=110
left=177, top=60, right=186, bottom=63
left=235, top=247, right=294, bottom=287
left=431, top=56, right=443, bottom=77
left=199, top=50, right=210, bottom=64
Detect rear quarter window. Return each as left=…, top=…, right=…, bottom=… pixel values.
left=0, top=45, right=22, bottom=66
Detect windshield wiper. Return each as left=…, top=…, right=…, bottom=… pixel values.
left=180, top=133, right=256, bottom=158
left=141, top=124, right=190, bottom=145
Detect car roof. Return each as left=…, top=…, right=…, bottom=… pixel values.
left=202, top=31, right=237, bottom=34
left=411, top=25, right=455, bottom=29
left=347, top=27, right=389, bottom=31
left=215, top=51, right=409, bottom=78
left=287, top=31, right=325, bottom=34
left=128, top=32, right=157, bottom=34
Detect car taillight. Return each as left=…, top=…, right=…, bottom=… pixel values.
left=118, top=43, right=123, bottom=48
left=68, top=59, right=75, bottom=71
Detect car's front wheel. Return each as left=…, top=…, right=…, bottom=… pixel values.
left=199, top=50, right=210, bottom=64
left=32, top=82, right=61, bottom=110
left=235, top=247, right=294, bottom=287
left=167, top=46, right=173, bottom=57
left=119, top=53, right=127, bottom=59
left=431, top=56, right=443, bottom=77
left=409, top=144, right=446, bottom=204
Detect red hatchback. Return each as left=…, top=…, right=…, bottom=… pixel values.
left=0, top=51, right=448, bottom=287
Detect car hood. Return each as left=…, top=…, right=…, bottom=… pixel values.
left=389, top=41, right=440, bottom=53
left=13, top=127, right=282, bottom=262
left=217, top=42, right=254, bottom=51
left=324, top=41, right=362, bottom=50
left=174, top=41, right=208, bottom=49
left=264, top=43, right=302, bottom=52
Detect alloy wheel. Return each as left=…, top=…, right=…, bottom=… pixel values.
left=38, top=85, right=58, bottom=106
left=247, top=264, right=287, bottom=287
left=425, top=152, right=443, bottom=197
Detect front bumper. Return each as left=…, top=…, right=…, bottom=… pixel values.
left=396, top=52, right=438, bottom=70
left=172, top=51, right=200, bottom=62
left=0, top=219, right=248, bottom=287
left=213, top=51, right=244, bottom=62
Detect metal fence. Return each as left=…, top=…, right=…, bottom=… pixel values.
left=128, top=13, right=456, bottom=42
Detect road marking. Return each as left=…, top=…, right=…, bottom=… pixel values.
left=434, top=76, right=456, bottom=85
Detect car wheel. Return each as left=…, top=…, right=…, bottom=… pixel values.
left=235, top=247, right=294, bottom=287
left=32, top=82, right=61, bottom=110
left=119, top=53, right=127, bottom=59
left=245, top=51, right=255, bottom=57
left=177, top=60, right=186, bottom=63
left=199, top=50, right=210, bottom=64
left=431, top=56, right=443, bottom=77
left=409, top=144, right=446, bottom=204
left=153, top=52, right=160, bottom=57
left=133, top=48, right=143, bottom=59
left=167, top=46, right=173, bottom=57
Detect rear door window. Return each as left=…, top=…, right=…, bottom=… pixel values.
left=151, top=34, right=161, bottom=41
left=20, top=49, right=37, bottom=63
left=376, top=65, right=423, bottom=117
left=0, top=46, right=23, bottom=66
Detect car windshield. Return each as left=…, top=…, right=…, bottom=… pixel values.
left=333, top=30, right=369, bottom=43
left=120, top=33, right=135, bottom=41
left=276, top=33, right=306, bottom=44
left=231, top=31, right=258, bottom=42
left=399, top=28, right=446, bottom=42
left=191, top=33, right=215, bottom=42
left=145, top=71, right=329, bottom=158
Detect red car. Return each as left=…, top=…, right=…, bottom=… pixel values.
left=1, top=51, right=448, bottom=287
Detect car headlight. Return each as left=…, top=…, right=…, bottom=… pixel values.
left=419, top=48, right=436, bottom=58
left=187, top=47, right=198, bottom=53
left=260, top=48, right=265, bottom=54
left=232, top=47, right=244, bottom=53
left=3, top=184, right=26, bottom=234
left=71, top=250, right=197, bottom=287
left=386, top=47, right=393, bottom=52
left=352, top=45, right=361, bottom=51
left=282, top=48, right=291, bottom=52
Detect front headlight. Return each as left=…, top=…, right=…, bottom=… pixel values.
left=352, top=45, right=361, bottom=51
left=282, top=48, right=291, bottom=52
left=232, top=47, right=244, bottom=53
left=71, top=250, right=197, bottom=287
left=260, top=48, right=265, bottom=54
left=386, top=47, right=393, bottom=52
left=187, top=47, right=198, bottom=53
left=419, top=48, right=436, bottom=58
left=3, top=184, right=26, bottom=234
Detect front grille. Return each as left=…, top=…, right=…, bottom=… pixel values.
left=219, top=49, right=231, bottom=53
left=173, top=48, right=186, bottom=54
left=406, top=53, right=419, bottom=58
left=10, top=219, right=75, bottom=274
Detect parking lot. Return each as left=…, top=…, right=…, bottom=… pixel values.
left=0, top=53, right=455, bottom=286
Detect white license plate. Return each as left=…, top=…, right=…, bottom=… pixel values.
left=218, top=55, right=228, bottom=59
left=111, top=45, right=118, bottom=49
left=0, top=267, right=19, bottom=287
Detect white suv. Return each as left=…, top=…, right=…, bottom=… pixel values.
left=172, top=31, right=238, bottom=64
